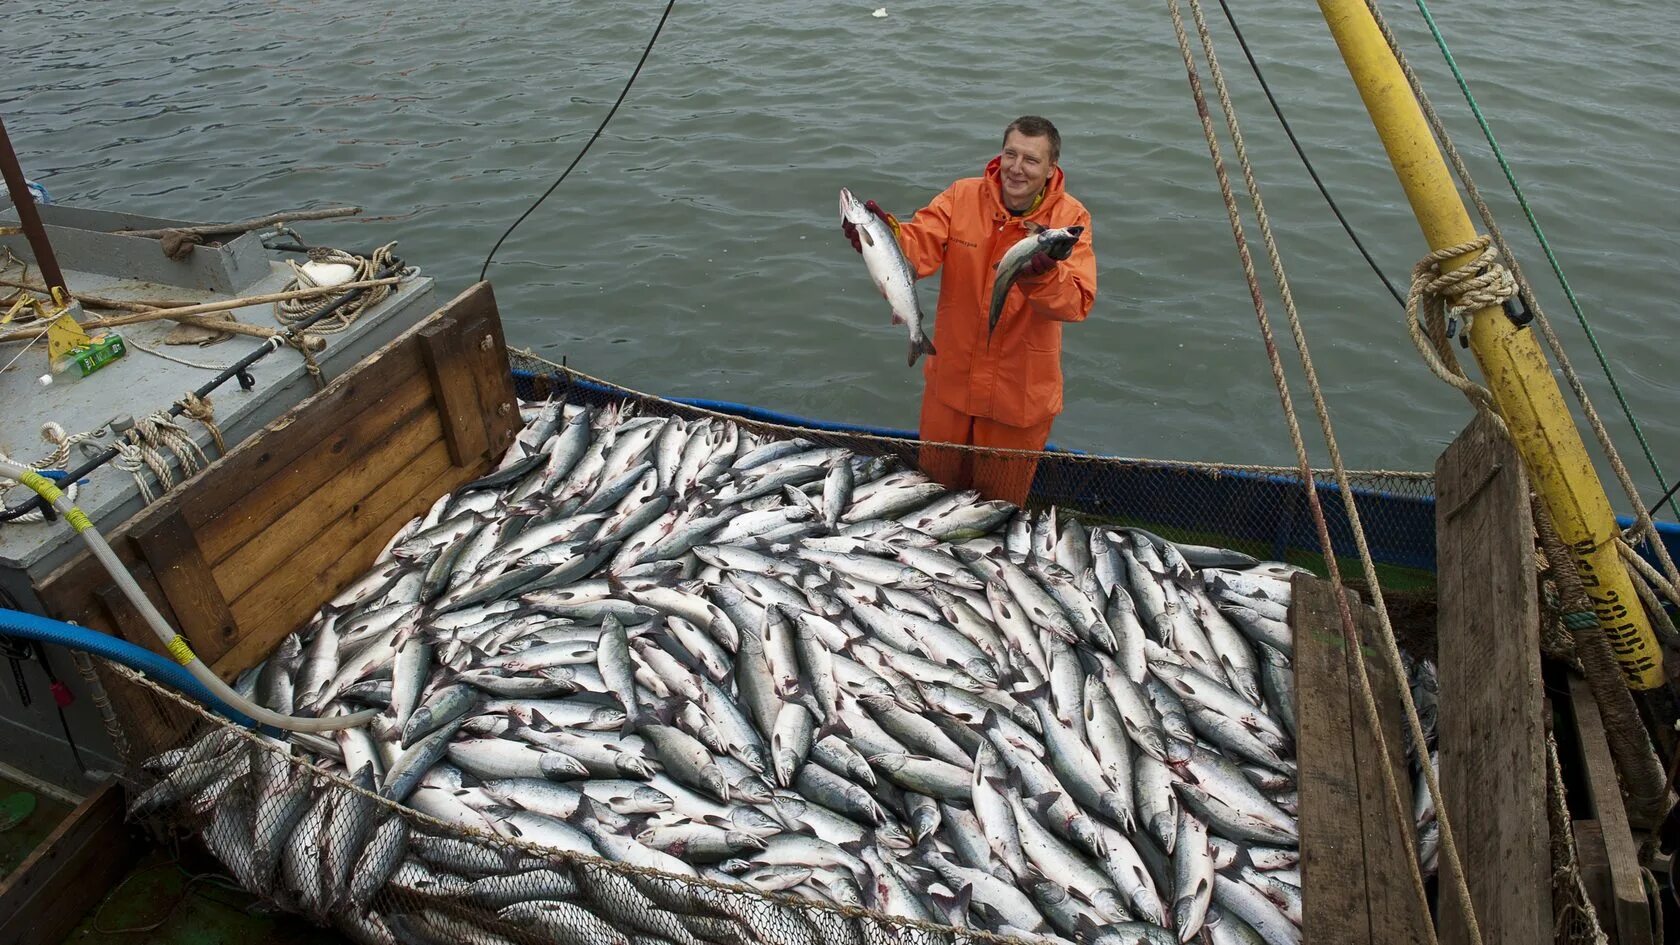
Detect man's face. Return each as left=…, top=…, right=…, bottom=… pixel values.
left=999, top=131, right=1055, bottom=210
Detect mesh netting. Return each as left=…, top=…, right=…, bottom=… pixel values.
left=105, top=362, right=1448, bottom=945
left=508, top=354, right=1438, bottom=580
left=109, top=661, right=1002, bottom=945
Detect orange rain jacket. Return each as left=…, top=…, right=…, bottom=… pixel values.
left=895, top=156, right=1096, bottom=429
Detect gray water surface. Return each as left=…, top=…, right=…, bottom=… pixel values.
left=6, top=0, right=1678, bottom=506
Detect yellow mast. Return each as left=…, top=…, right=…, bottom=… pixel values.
left=1314, top=0, right=1665, bottom=688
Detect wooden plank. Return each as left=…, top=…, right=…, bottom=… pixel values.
left=174, top=332, right=427, bottom=531
left=1346, top=590, right=1427, bottom=945
left=130, top=509, right=238, bottom=665
left=1295, top=575, right=1372, bottom=945
left=456, top=281, right=521, bottom=459
left=196, top=365, right=433, bottom=567
left=1572, top=821, right=1617, bottom=942
left=1435, top=410, right=1550, bottom=945
left=1296, top=575, right=1429, bottom=945
left=211, top=397, right=440, bottom=604
left=0, top=781, right=139, bottom=945
left=211, top=454, right=473, bottom=679
left=1569, top=673, right=1655, bottom=945
left=420, top=314, right=488, bottom=467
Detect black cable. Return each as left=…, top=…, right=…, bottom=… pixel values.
left=1214, top=0, right=1408, bottom=308
left=478, top=0, right=678, bottom=283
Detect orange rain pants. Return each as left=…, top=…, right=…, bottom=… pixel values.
left=918, top=396, right=1054, bottom=506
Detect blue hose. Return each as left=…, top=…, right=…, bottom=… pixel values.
left=0, top=607, right=258, bottom=728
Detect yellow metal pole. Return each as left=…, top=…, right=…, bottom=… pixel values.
left=1315, top=0, right=1665, bottom=688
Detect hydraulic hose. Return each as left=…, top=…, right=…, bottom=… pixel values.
left=0, top=606, right=258, bottom=727
left=0, top=459, right=375, bottom=731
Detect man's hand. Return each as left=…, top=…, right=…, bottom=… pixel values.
left=1022, top=251, right=1059, bottom=278
left=842, top=200, right=899, bottom=253
left=1022, top=235, right=1077, bottom=278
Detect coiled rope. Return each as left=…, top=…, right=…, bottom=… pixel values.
left=1404, top=235, right=1516, bottom=430
left=1166, top=0, right=1472, bottom=942
left=1358, top=0, right=1680, bottom=609
left=274, top=242, right=403, bottom=336
left=1408, top=0, right=1679, bottom=527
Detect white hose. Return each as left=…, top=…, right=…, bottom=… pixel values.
left=0, top=458, right=374, bottom=732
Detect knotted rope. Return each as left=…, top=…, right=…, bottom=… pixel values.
left=1360, top=0, right=1680, bottom=616
left=1166, top=0, right=1465, bottom=940
left=0, top=422, right=101, bottom=523
left=1405, top=235, right=1516, bottom=426
left=178, top=392, right=227, bottom=456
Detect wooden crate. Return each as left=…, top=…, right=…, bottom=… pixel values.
left=33, top=282, right=519, bottom=689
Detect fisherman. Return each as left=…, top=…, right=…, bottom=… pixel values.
left=842, top=115, right=1096, bottom=506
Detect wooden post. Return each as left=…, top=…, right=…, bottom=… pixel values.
left=1295, top=575, right=1430, bottom=944
left=1568, top=673, right=1655, bottom=945
left=1435, top=411, right=1550, bottom=945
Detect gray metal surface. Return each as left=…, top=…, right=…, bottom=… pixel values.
left=0, top=201, right=438, bottom=790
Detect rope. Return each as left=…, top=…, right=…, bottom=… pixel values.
left=1546, top=717, right=1612, bottom=945
left=1629, top=564, right=1680, bottom=652
left=1618, top=538, right=1680, bottom=615
left=135, top=412, right=208, bottom=479
left=1211, top=0, right=1407, bottom=307
left=513, top=350, right=1438, bottom=485
left=274, top=242, right=404, bottom=336
left=1535, top=496, right=1670, bottom=825
left=1359, top=0, right=1680, bottom=607
left=0, top=422, right=100, bottom=523
left=112, top=440, right=160, bottom=504
left=127, top=336, right=235, bottom=372
left=69, top=650, right=131, bottom=770
left=1403, top=236, right=1512, bottom=428
left=1168, top=1, right=1469, bottom=941
left=107, top=659, right=1034, bottom=945
left=178, top=392, right=227, bottom=456
left=1408, top=0, right=1679, bottom=526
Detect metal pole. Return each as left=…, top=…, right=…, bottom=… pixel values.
left=0, top=114, right=67, bottom=293
left=1314, top=0, right=1667, bottom=690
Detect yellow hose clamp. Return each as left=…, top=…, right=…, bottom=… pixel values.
left=15, top=470, right=64, bottom=505
left=165, top=636, right=197, bottom=666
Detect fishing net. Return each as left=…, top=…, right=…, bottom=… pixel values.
left=98, top=360, right=1446, bottom=945
left=107, top=660, right=999, bottom=945
left=508, top=353, right=1438, bottom=583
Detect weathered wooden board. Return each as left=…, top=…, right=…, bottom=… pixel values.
left=36, top=282, right=517, bottom=691
left=1435, top=410, right=1550, bottom=945
left=224, top=437, right=456, bottom=669
left=196, top=355, right=431, bottom=569
left=1296, top=574, right=1428, bottom=945
left=211, top=390, right=437, bottom=604
left=0, top=781, right=138, bottom=945
left=131, top=509, right=239, bottom=666
left=1569, top=673, right=1654, bottom=945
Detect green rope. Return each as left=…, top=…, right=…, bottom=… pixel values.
left=1411, top=0, right=1680, bottom=524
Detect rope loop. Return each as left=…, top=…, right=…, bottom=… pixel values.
left=178, top=392, right=227, bottom=456
left=1404, top=235, right=1514, bottom=432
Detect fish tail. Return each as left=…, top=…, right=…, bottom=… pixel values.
left=908, top=335, right=937, bottom=368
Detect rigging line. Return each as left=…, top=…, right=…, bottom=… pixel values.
left=479, top=0, right=678, bottom=283
left=1213, top=0, right=1406, bottom=308
left=1408, top=0, right=1679, bottom=525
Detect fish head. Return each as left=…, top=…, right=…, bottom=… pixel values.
left=839, top=187, right=872, bottom=224
left=1039, top=225, right=1084, bottom=261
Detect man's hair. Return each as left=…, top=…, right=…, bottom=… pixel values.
left=1003, top=116, right=1061, bottom=163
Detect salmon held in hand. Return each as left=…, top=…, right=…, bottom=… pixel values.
left=839, top=187, right=936, bottom=367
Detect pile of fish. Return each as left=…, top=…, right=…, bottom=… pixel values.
left=135, top=398, right=1440, bottom=945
